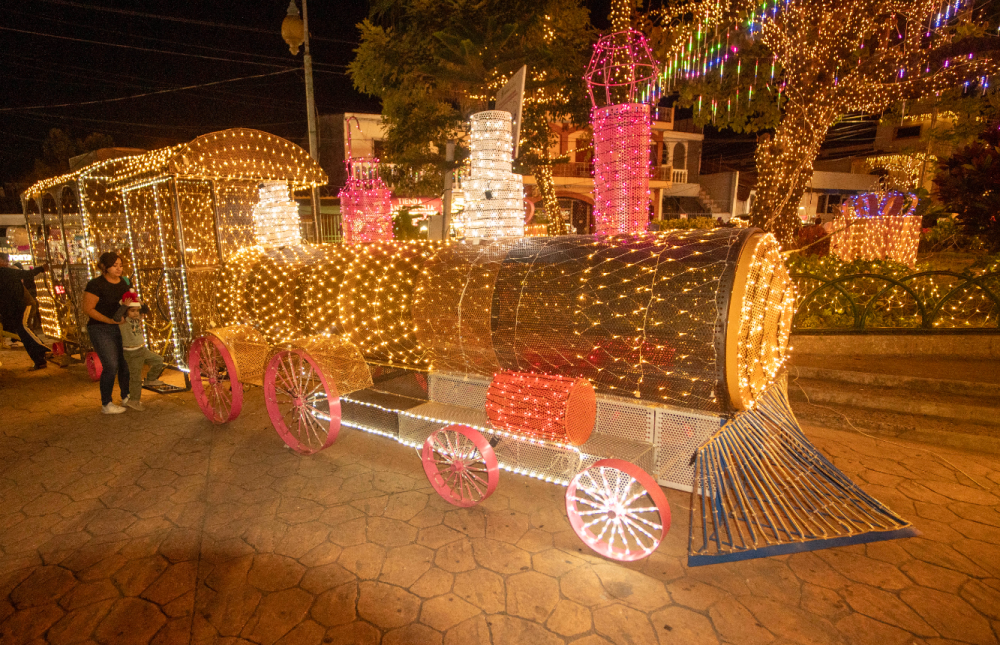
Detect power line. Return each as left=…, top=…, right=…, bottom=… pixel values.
left=0, top=25, right=289, bottom=68
left=33, top=0, right=360, bottom=45
left=6, top=8, right=347, bottom=70
left=0, top=69, right=298, bottom=112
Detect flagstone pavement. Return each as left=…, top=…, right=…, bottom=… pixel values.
left=2, top=346, right=1000, bottom=645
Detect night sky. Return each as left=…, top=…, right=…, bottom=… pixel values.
left=0, top=0, right=378, bottom=190
left=0, top=0, right=865, bottom=196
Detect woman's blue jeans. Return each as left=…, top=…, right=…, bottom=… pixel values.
left=88, top=324, right=130, bottom=406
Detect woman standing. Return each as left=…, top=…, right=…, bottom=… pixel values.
left=82, top=252, right=131, bottom=414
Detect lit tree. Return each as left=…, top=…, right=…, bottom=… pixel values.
left=350, top=0, right=593, bottom=227
left=644, top=0, right=1000, bottom=246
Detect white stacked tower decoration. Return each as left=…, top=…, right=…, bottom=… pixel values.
left=463, top=110, right=525, bottom=240
left=252, top=181, right=302, bottom=248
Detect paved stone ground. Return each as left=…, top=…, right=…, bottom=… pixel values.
left=2, top=347, right=1000, bottom=645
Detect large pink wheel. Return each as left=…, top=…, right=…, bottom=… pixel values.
left=189, top=335, right=243, bottom=424
left=264, top=349, right=341, bottom=454
left=566, top=459, right=671, bottom=561
left=422, top=424, right=499, bottom=507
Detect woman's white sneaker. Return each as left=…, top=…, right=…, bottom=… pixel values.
left=102, top=403, right=127, bottom=414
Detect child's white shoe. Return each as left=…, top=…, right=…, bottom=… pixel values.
left=102, top=403, right=127, bottom=415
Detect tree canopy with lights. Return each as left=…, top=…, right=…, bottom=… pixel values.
left=644, top=0, right=1000, bottom=246
left=349, top=0, right=593, bottom=224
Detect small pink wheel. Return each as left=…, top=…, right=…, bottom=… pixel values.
left=264, top=349, right=341, bottom=454
left=566, top=459, right=671, bottom=561
left=189, top=335, right=243, bottom=424
left=422, top=424, right=499, bottom=507
left=85, top=351, right=102, bottom=381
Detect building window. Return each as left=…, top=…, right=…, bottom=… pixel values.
left=672, top=143, right=686, bottom=169
left=373, top=139, right=386, bottom=159
left=895, top=125, right=921, bottom=139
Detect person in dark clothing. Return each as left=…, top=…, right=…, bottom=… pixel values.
left=0, top=252, right=49, bottom=370
left=13, top=262, right=41, bottom=331
left=82, top=251, right=132, bottom=414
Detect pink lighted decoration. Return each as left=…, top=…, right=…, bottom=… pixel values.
left=592, top=104, right=651, bottom=235
left=585, top=29, right=658, bottom=235
left=583, top=29, right=659, bottom=108
left=339, top=117, right=394, bottom=243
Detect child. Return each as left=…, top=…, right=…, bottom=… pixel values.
left=116, top=293, right=165, bottom=411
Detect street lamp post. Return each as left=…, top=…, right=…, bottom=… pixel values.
left=282, top=0, right=323, bottom=242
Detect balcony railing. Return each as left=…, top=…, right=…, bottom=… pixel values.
left=651, top=106, right=674, bottom=123
left=552, top=162, right=594, bottom=178
left=551, top=162, right=685, bottom=183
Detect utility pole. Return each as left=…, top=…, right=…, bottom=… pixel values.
left=440, top=141, right=456, bottom=240
left=282, top=0, right=322, bottom=242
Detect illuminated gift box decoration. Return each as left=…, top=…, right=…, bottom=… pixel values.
left=584, top=29, right=658, bottom=235
left=339, top=117, right=394, bottom=243
left=462, top=110, right=525, bottom=240
left=829, top=192, right=921, bottom=267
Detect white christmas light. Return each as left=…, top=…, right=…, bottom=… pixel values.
left=252, top=181, right=302, bottom=248
left=463, top=111, right=525, bottom=240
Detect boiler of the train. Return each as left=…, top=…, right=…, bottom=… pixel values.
left=413, top=229, right=794, bottom=413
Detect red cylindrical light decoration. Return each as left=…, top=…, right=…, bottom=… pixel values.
left=592, top=103, right=651, bottom=235
left=486, top=371, right=596, bottom=446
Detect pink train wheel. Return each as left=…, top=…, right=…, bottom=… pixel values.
left=263, top=349, right=341, bottom=455
left=566, top=459, right=671, bottom=561
left=189, top=335, right=243, bottom=424
left=85, top=351, right=102, bottom=381
left=422, top=424, right=499, bottom=507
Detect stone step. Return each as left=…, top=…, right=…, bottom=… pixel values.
left=789, top=395, right=1000, bottom=456
left=790, top=365, right=1000, bottom=399
left=788, top=375, right=1000, bottom=427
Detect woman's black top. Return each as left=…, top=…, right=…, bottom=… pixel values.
left=84, top=275, right=130, bottom=326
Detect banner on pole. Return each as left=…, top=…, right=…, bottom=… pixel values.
left=495, top=65, right=526, bottom=160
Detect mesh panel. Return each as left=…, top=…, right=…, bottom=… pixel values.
left=338, top=241, right=445, bottom=368
left=209, top=324, right=269, bottom=386
left=220, top=245, right=324, bottom=344
left=594, top=396, right=655, bottom=444
left=278, top=334, right=373, bottom=396
left=428, top=373, right=491, bottom=410
left=300, top=244, right=359, bottom=334
left=592, top=104, right=651, bottom=235
left=490, top=231, right=746, bottom=412
left=413, top=240, right=515, bottom=376
left=214, top=180, right=258, bottom=261
left=653, top=407, right=721, bottom=492
left=185, top=267, right=222, bottom=339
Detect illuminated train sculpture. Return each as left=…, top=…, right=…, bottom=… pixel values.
left=192, top=229, right=916, bottom=565
left=19, top=126, right=914, bottom=565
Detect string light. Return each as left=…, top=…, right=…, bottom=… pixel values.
left=584, top=28, right=659, bottom=235
left=463, top=111, right=525, bottom=240
left=829, top=191, right=921, bottom=267
left=22, top=128, right=328, bottom=364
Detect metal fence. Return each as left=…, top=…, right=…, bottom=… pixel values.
left=791, top=270, right=1000, bottom=333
